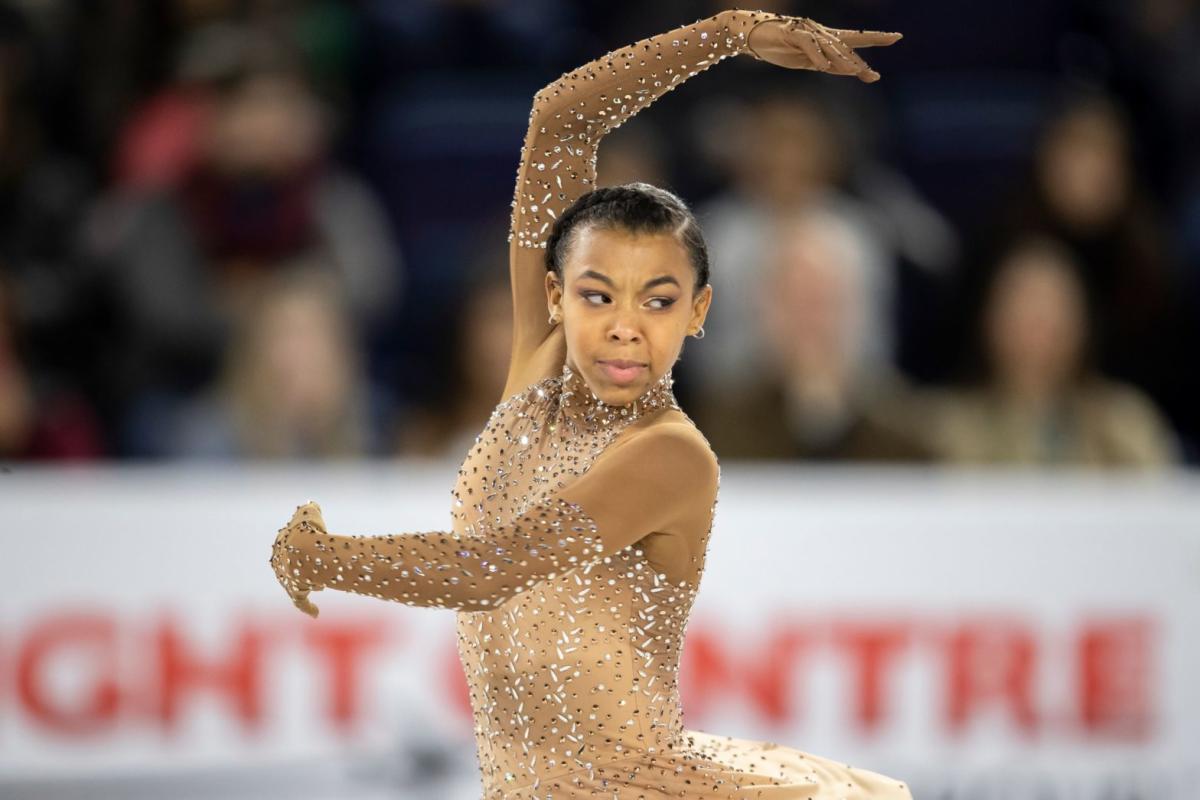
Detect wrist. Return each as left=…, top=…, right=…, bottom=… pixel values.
left=735, top=10, right=791, bottom=61
left=273, top=522, right=326, bottom=593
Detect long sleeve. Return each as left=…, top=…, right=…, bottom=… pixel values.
left=270, top=422, right=717, bottom=611
left=506, top=8, right=779, bottom=365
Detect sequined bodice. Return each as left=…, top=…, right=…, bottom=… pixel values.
left=447, top=362, right=679, bottom=538
left=447, top=362, right=711, bottom=796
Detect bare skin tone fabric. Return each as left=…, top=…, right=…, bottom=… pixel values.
left=272, top=10, right=910, bottom=798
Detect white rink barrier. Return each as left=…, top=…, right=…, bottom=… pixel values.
left=1, top=463, right=1198, bottom=800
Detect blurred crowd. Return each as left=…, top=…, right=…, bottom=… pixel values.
left=1, top=0, right=1197, bottom=467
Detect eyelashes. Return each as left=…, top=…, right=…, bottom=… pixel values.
left=580, top=291, right=676, bottom=310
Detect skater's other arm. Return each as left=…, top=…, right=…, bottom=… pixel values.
left=505, top=10, right=900, bottom=391
left=270, top=423, right=715, bottom=616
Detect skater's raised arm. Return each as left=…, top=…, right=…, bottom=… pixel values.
left=270, top=423, right=716, bottom=617
left=505, top=9, right=901, bottom=389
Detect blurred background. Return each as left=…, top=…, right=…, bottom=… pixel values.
left=2, top=0, right=1199, bottom=798
left=1, top=0, right=1198, bottom=465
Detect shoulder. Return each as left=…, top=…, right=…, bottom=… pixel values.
left=615, top=415, right=720, bottom=486
left=1084, top=380, right=1163, bottom=418
left=626, top=416, right=713, bottom=451
left=1080, top=380, right=1177, bottom=461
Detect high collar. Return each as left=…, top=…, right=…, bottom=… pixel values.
left=557, top=360, right=678, bottom=427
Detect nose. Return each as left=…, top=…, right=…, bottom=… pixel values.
left=606, top=308, right=642, bottom=344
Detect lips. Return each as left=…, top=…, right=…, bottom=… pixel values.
left=597, top=359, right=647, bottom=385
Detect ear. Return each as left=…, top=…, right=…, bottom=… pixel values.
left=688, top=283, right=713, bottom=335
left=545, top=270, right=563, bottom=315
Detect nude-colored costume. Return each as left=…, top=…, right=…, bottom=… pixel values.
left=272, top=9, right=913, bottom=798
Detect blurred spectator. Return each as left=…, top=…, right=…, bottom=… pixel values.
left=931, top=236, right=1176, bottom=467
left=696, top=205, right=929, bottom=461
left=689, top=88, right=957, bottom=397
left=991, top=96, right=1180, bottom=410
left=394, top=228, right=513, bottom=459
left=691, top=92, right=896, bottom=395
left=0, top=276, right=102, bottom=460
left=1065, top=0, right=1200, bottom=200
left=84, top=27, right=401, bottom=452
left=108, top=21, right=230, bottom=193
left=166, top=262, right=382, bottom=459
left=111, top=7, right=361, bottom=192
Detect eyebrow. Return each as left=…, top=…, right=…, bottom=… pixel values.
left=578, top=270, right=681, bottom=291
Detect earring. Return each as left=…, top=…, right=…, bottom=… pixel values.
left=690, top=326, right=705, bottom=339
left=548, top=310, right=560, bottom=325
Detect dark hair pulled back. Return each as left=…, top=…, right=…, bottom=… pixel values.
left=544, top=182, right=710, bottom=291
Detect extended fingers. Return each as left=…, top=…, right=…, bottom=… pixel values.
left=828, top=28, right=903, bottom=48
left=808, top=29, right=863, bottom=77
left=292, top=590, right=320, bottom=619
left=810, top=25, right=879, bottom=82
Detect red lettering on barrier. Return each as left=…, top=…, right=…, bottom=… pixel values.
left=683, top=624, right=813, bottom=724
left=0, top=610, right=1163, bottom=744
left=942, top=619, right=1038, bottom=735
left=742, top=625, right=813, bottom=724
left=304, top=622, right=389, bottom=730
left=154, top=617, right=266, bottom=732
left=1077, top=617, right=1154, bottom=740
left=15, top=613, right=121, bottom=736
left=680, top=626, right=737, bottom=719
left=831, top=622, right=911, bottom=733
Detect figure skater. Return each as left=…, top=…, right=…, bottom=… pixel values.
left=271, top=9, right=909, bottom=797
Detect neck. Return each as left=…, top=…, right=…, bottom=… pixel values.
left=995, top=372, right=1066, bottom=410
left=558, top=360, right=678, bottom=426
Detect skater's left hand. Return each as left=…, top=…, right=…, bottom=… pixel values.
left=745, top=15, right=902, bottom=83
left=270, top=501, right=328, bottom=619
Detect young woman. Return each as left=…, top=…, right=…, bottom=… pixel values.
left=271, top=10, right=909, bottom=798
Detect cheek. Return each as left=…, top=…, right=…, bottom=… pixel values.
left=563, top=308, right=599, bottom=336
left=650, top=315, right=690, bottom=355
left=561, top=311, right=599, bottom=360
left=648, top=305, right=689, bottom=334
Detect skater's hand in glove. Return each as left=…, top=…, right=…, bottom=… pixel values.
left=744, top=14, right=901, bottom=83
left=270, top=500, right=327, bottom=618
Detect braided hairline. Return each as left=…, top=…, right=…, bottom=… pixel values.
left=544, top=183, right=710, bottom=291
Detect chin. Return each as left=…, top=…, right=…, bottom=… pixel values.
left=601, top=384, right=642, bottom=404
left=583, top=370, right=641, bottom=403
left=605, top=375, right=656, bottom=404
